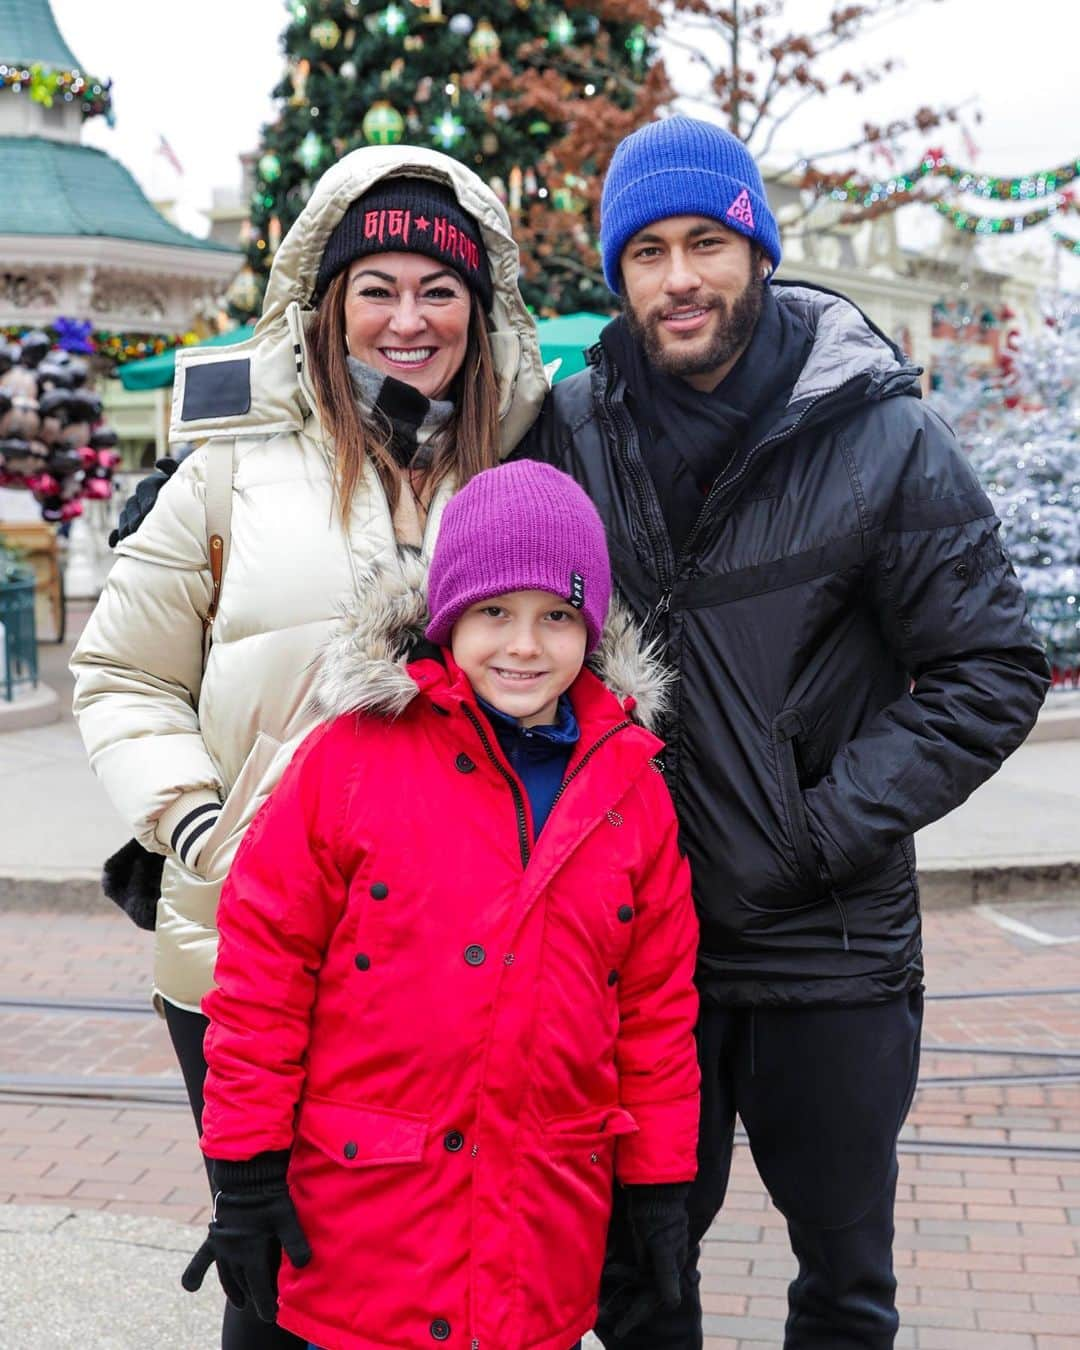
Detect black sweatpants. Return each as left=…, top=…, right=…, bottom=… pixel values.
left=596, top=988, right=923, bottom=1350
left=165, top=1000, right=306, bottom=1350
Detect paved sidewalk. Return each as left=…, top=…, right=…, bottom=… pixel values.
left=0, top=905, right=1078, bottom=1348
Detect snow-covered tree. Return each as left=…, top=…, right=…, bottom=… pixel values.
left=931, top=298, right=1080, bottom=679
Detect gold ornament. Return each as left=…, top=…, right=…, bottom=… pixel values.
left=310, top=18, right=341, bottom=49
left=289, top=59, right=310, bottom=106
left=468, top=19, right=501, bottom=61
left=225, top=266, right=261, bottom=315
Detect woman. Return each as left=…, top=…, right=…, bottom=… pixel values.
left=71, top=145, right=548, bottom=1350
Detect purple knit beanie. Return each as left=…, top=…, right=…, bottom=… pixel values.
left=426, top=462, right=612, bottom=654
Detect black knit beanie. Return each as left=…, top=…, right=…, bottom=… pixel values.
left=314, top=177, right=494, bottom=310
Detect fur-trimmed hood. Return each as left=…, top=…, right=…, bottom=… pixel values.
left=312, top=551, right=674, bottom=732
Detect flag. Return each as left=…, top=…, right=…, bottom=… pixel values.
left=156, top=134, right=184, bottom=176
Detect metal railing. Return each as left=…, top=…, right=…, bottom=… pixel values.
left=0, top=567, right=38, bottom=702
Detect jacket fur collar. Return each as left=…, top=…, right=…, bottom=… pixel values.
left=312, top=551, right=673, bottom=732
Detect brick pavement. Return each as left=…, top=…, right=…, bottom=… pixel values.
left=0, top=906, right=1078, bottom=1347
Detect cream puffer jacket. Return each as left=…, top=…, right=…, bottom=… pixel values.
left=71, top=146, right=549, bottom=1011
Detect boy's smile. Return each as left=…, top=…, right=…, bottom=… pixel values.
left=450, top=589, right=588, bottom=727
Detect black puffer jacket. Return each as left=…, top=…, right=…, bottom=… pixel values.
left=518, top=283, right=1049, bottom=1005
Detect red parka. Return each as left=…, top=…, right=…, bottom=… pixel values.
left=201, top=566, right=700, bottom=1350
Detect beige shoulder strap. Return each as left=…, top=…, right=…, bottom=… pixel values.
left=202, top=439, right=235, bottom=641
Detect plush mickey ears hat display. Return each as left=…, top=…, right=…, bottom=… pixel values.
left=314, top=176, right=494, bottom=310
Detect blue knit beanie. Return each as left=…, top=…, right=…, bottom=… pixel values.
left=600, top=117, right=782, bottom=293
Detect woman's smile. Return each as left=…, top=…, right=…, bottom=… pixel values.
left=344, top=253, right=471, bottom=399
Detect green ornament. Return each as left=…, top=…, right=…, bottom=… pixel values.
left=258, top=152, right=283, bottom=183
left=528, top=119, right=552, bottom=137
left=548, top=13, right=574, bottom=46
left=288, top=0, right=308, bottom=21
left=29, top=63, right=59, bottom=108
left=625, top=24, right=647, bottom=66
left=379, top=3, right=408, bottom=37
left=430, top=111, right=465, bottom=149
left=296, top=130, right=325, bottom=173
left=310, top=18, right=341, bottom=49
left=362, top=100, right=405, bottom=146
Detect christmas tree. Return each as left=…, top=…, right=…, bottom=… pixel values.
left=242, top=0, right=668, bottom=317
left=930, top=299, right=1080, bottom=678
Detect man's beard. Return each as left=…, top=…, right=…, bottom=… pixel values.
left=625, top=271, right=765, bottom=381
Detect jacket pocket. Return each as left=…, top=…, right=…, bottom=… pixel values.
left=514, top=1106, right=638, bottom=1339
left=296, top=1097, right=429, bottom=1169
left=196, top=731, right=284, bottom=879
left=541, top=1104, right=638, bottom=1155
left=771, top=710, right=823, bottom=893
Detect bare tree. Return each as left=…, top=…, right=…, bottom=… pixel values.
left=662, top=0, right=968, bottom=222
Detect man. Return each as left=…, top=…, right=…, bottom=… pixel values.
left=517, top=117, right=1049, bottom=1349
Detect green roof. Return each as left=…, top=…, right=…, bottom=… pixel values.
left=0, top=137, right=239, bottom=252
left=118, top=324, right=256, bottom=391
left=0, top=0, right=80, bottom=69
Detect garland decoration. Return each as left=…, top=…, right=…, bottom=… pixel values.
left=0, top=63, right=112, bottom=120
left=1, top=322, right=200, bottom=366
left=933, top=198, right=1067, bottom=235
left=825, top=149, right=1080, bottom=207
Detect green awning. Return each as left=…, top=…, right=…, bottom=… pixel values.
left=117, top=325, right=256, bottom=391
left=535, top=312, right=610, bottom=382
left=117, top=311, right=612, bottom=393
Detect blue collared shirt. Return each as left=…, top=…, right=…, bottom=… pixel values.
left=477, top=693, right=580, bottom=836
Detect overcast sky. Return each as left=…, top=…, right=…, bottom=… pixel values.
left=50, top=0, right=1079, bottom=285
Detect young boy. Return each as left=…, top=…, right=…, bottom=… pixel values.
left=183, top=462, right=700, bottom=1350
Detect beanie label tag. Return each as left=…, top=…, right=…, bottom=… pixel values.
left=726, top=188, right=755, bottom=230
left=569, top=572, right=585, bottom=609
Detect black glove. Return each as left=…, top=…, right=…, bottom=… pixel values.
left=108, top=445, right=194, bottom=547
left=182, top=1150, right=312, bottom=1322
left=101, top=838, right=165, bottom=931
left=600, top=1181, right=691, bottom=1340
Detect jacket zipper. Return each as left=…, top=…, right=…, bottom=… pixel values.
left=549, top=720, right=633, bottom=813
left=593, top=352, right=676, bottom=603
left=458, top=717, right=631, bottom=1350
left=462, top=705, right=531, bottom=868
left=677, top=374, right=867, bottom=561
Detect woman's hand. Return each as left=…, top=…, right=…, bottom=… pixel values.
left=182, top=1150, right=312, bottom=1322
